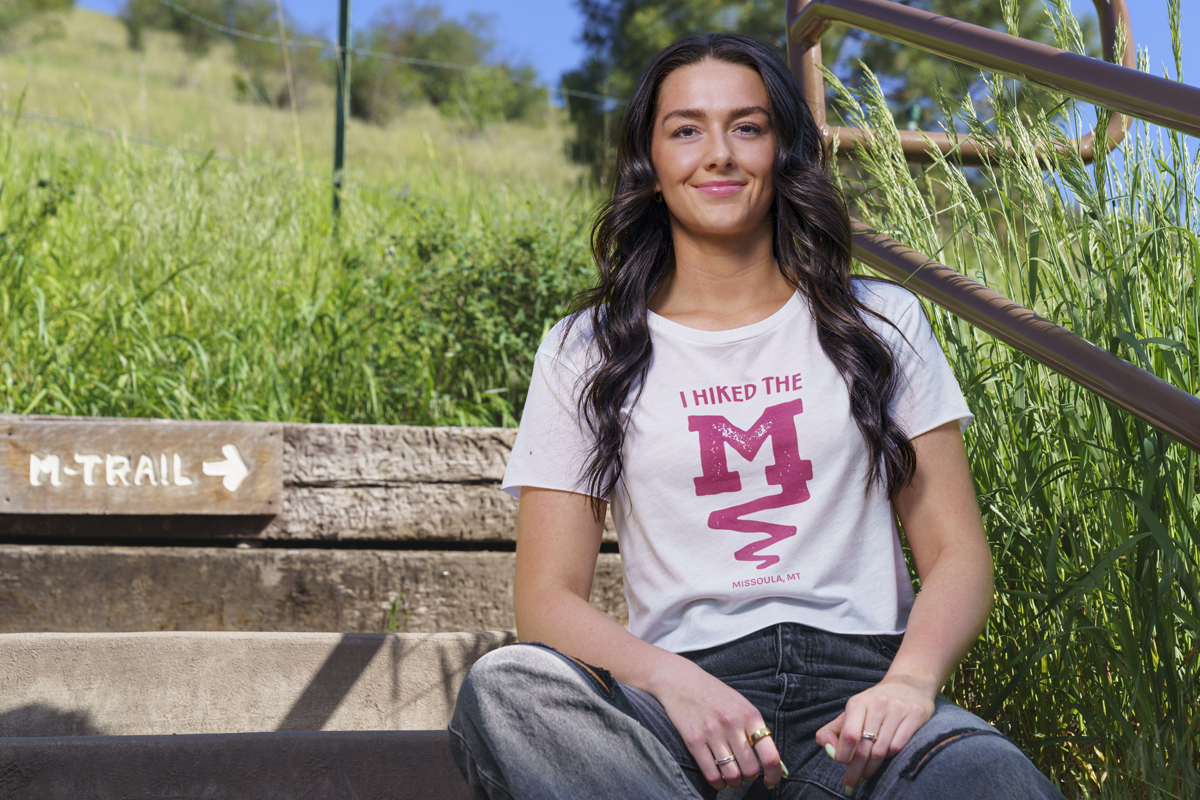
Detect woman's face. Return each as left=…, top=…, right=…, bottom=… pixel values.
left=650, top=58, right=776, bottom=243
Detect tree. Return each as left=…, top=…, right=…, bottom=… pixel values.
left=121, top=0, right=321, bottom=108
left=828, top=0, right=1100, bottom=130
left=121, top=0, right=227, bottom=54
left=562, top=0, right=1098, bottom=182
left=223, top=0, right=322, bottom=108
left=0, top=0, right=74, bottom=46
left=351, top=2, right=546, bottom=128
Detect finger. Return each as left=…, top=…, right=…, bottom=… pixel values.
left=887, top=711, right=925, bottom=758
left=860, top=708, right=901, bottom=783
left=710, top=745, right=740, bottom=785
left=845, top=701, right=887, bottom=786
left=844, top=695, right=892, bottom=791
left=838, top=700, right=868, bottom=763
left=815, top=711, right=845, bottom=762
left=690, top=741, right=726, bottom=789
left=729, top=735, right=757, bottom=787
left=750, top=731, right=784, bottom=787
left=718, top=755, right=744, bottom=789
left=843, top=745, right=868, bottom=791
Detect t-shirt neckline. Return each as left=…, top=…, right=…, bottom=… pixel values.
left=646, top=291, right=802, bottom=344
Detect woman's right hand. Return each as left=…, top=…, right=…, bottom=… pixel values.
left=514, top=488, right=783, bottom=790
left=652, top=658, right=784, bottom=791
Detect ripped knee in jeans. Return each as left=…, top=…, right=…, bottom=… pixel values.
left=519, top=641, right=617, bottom=696
left=899, top=726, right=1008, bottom=780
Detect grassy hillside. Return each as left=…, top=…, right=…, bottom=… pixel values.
left=0, top=5, right=1197, bottom=798
left=0, top=6, right=587, bottom=192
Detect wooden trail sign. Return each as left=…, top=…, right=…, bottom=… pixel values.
left=0, top=418, right=282, bottom=515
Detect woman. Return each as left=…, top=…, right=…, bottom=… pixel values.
left=450, top=34, right=1064, bottom=800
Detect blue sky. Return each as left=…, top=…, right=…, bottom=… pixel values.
left=73, top=1, right=1197, bottom=89
left=75, top=0, right=589, bottom=85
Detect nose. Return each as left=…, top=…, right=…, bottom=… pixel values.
left=707, top=130, right=735, bottom=170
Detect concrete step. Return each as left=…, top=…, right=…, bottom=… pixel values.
left=0, top=544, right=628, bottom=633
left=0, top=729, right=468, bottom=800
left=0, top=631, right=511, bottom=736
left=0, top=631, right=507, bottom=798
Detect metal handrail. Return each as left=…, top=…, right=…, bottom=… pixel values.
left=851, top=222, right=1200, bottom=452
left=781, top=0, right=1200, bottom=452
left=787, top=0, right=1200, bottom=165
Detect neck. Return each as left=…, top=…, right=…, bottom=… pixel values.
left=650, top=220, right=793, bottom=331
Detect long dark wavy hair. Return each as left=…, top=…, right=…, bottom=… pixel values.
left=567, top=33, right=915, bottom=517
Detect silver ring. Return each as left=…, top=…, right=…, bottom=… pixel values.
left=715, top=755, right=737, bottom=766
left=861, top=731, right=878, bottom=741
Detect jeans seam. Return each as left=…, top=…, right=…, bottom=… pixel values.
left=449, top=720, right=517, bottom=800
left=773, top=624, right=788, bottom=793
left=793, top=778, right=845, bottom=798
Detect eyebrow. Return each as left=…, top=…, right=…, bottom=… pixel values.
left=660, top=105, right=771, bottom=125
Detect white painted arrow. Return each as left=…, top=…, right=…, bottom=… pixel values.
left=202, top=444, right=250, bottom=492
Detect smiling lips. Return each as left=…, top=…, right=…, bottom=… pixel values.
left=693, top=181, right=746, bottom=197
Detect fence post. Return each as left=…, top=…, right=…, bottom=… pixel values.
left=333, top=0, right=351, bottom=216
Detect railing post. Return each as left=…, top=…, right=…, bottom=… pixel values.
left=786, top=0, right=828, bottom=139
left=333, top=0, right=352, bottom=217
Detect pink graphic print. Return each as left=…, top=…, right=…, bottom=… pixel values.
left=688, top=398, right=813, bottom=569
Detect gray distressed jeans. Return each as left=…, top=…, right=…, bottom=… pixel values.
left=449, top=623, right=1065, bottom=799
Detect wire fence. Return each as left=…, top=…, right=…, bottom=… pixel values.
left=154, top=0, right=624, bottom=106
left=0, top=105, right=411, bottom=201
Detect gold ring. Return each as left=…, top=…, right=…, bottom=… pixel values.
left=749, top=727, right=772, bottom=747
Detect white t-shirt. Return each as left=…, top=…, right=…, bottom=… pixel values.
left=502, top=279, right=972, bottom=654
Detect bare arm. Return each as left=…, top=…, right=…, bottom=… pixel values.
left=816, top=420, right=994, bottom=790
left=513, top=487, right=784, bottom=791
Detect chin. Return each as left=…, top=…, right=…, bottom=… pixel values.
left=687, top=215, right=766, bottom=237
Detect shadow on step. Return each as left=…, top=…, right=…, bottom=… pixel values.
left=0, top=704, right=106, bottom=737
left=0, top=729, right=469, bottom=800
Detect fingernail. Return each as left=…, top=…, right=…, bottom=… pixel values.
left=781, top=763, right=790, bottom=778
left=844, top=786, right=855, bottom=796
left=824, top=742, right=837, bottom=759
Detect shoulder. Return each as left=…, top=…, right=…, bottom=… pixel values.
left=849, top=277, right=935, bottom=351
left=850, top=277, right=923, bottom=321
left=538, top=309, right=603, bottom=376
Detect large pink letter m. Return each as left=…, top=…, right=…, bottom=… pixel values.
left=688, top=398, right=813, bottom=569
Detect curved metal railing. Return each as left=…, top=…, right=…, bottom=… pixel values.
left=785, top=0, right=1200, bottom=452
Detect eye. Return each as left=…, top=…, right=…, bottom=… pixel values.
left=671, top=125, right=700, bottom=138
left=734, top=122, right=764, bottom=135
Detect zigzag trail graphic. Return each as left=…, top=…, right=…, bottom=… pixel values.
left=689, top=398, right=813, bottom=569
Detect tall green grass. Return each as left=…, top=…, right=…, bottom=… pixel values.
left=826, top=5, right=1199, bottom=795
left=0, top=116, right=595, bottom=426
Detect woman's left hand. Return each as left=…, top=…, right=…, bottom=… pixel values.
left=816, top=422, right=994, bottom=793
left=814, top=675, right=936, bottom=792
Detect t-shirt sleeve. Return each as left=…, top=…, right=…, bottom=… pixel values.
left=876, top=285, right=973, bottom=439
left=501, top=344, right=599, bottom=499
